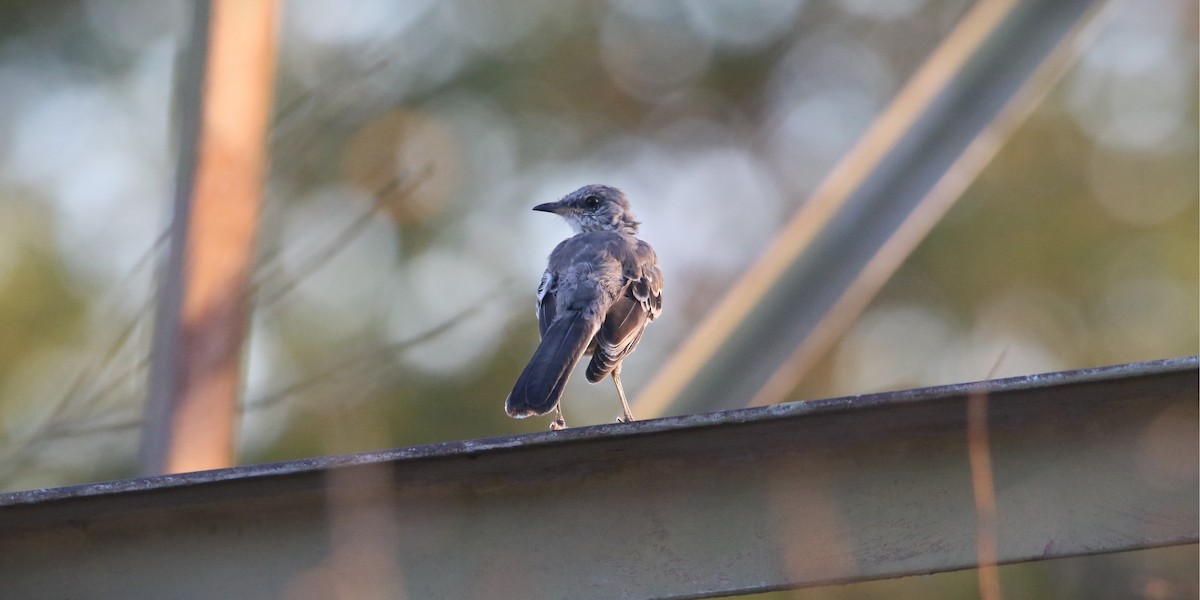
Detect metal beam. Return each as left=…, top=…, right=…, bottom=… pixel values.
left=2, top=357, right=1196, bottom=599
left=633, top=0, right=1112, bottom=417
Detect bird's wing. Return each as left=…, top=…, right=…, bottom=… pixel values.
left=536, top=270, right=556, bottom=337
left=585, top=241, right=662, bottom=383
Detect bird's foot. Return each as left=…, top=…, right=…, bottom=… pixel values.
left=616, top=415, right=635, bottom=424
left=549, top=418, right=567, bottom=431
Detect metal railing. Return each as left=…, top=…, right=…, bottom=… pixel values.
left=1, top=358, right=1195, bottom=599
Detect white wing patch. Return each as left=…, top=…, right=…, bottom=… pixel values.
left=536, top=270, right=554, bottom=314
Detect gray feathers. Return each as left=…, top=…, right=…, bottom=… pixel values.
left=505, top=186, right=663, bottom=421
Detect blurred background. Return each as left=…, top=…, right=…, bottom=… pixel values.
left=0, top=0, right=1194, bottom=596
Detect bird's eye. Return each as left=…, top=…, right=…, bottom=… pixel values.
left=584, top=194, right=600, bottom=209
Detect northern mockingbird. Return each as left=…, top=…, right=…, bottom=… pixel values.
left=505, top=184, right=663, bottom=429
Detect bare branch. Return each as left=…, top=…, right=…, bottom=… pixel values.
left=0, top=282, right=512, bottom=486
left=246, top=281, right=510, bottom=411
left=253, top=164, right=434, bottom=309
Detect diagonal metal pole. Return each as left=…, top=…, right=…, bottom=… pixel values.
left=140, top=0, right=279, bottom=475
left=633, top=0, right=1112, bottom=417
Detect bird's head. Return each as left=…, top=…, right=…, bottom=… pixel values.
left=533, top=184, right=640, bottom=235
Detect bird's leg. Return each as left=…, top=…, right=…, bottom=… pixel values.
left=550, top=403, right=567, bottom=431
left=612, top=369, right=635, bottom=423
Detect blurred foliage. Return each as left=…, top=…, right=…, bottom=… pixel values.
left=0, top=0, right=1190, bottom=479
left=0, top=0, right=1194, bottom=595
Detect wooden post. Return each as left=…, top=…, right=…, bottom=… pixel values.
left=141, top=0, right=279, bottom=475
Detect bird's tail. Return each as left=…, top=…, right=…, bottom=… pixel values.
left=506, top=312, right=596, bottom=417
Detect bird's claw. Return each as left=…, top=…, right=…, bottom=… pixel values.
left=550, top=418, right=567, bottom=431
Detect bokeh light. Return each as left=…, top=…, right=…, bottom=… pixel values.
left=0, top=0, right=1190, bottom=546
left=0, top=0, right=1193, bottom=596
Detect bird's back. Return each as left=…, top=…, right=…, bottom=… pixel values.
left=545, top=232, right=657, bottom=318
left=545, top=231, right=662, bottom=377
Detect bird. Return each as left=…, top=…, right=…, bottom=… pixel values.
left=505, top=184, right=663, bottom=429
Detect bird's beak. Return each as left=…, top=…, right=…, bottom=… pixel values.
left=532, top=201, right=561, bottom=213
